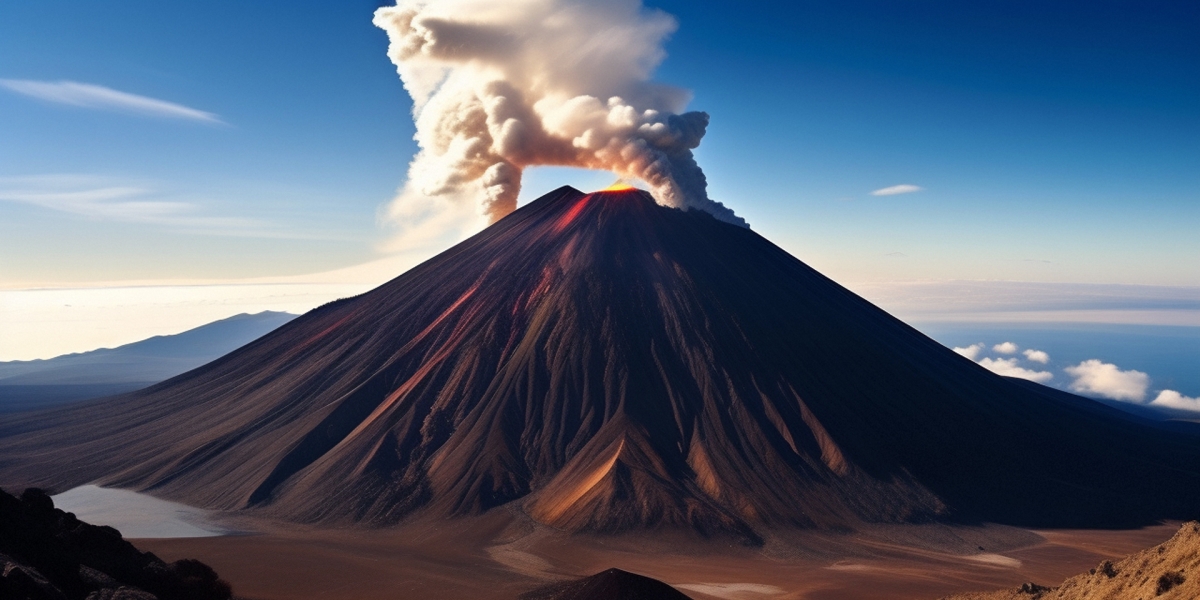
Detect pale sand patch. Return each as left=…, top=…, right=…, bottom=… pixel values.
left=825, top=562, right=878, bottom=572
left=675, top=582, right=786, bottom=599
left=964, top=553, right=1022, bottom=568
left=485, top=545, right=556, bottom=579
left=51, top=485, right=232, bottom=538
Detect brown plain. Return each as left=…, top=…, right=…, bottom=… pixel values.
left=135, top=511, right=1181, bottom=600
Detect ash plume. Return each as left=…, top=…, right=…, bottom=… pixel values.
left=373, top=0, right=746, bottom=251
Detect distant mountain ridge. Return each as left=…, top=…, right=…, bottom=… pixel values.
left=0, top=311, right=295, bottom=411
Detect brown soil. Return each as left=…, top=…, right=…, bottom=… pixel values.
left=132, top=513, right=1180, bottom=600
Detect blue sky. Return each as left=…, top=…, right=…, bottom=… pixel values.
left=1, top=1, right=1199, bottom=363
left=0, top=0, right=1195, bottom=367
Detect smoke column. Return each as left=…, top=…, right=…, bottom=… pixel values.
left=373, top=0, right=746, bottom=252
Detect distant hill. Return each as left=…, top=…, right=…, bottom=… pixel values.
left=0, top=312, right=296, bottom=412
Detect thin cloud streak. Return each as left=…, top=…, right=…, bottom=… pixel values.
left=0, top=175, right=332, bottom=240
left=0, top=79, right=222, bottom=124
left=0, top=182, right=248, bottom=230
left=870, top=184, right=923, bottom=196
left=851, top=280, right=1200, bottom=327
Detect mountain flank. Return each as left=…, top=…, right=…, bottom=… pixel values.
left=0, top=187, right=1198, bottom=538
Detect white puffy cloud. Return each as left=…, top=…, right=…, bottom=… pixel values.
left=977, top=357, right=1053, bottom=383
left=870, top=184, right=922, bottom=196
left=1150, top=390, right=1200, bottom=412
left=993, top=341, right=1019, bottom=354
left=1022, top=349, right=1050, bottom=364
left=1064, top=359, right=1150, bottom=402
left=372, top=0, right=744, bottom=254
left=0, top=79, right=222, bottom=123
left=953, top=343, right=984, bottom=360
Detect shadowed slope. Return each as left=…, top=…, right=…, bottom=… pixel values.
left=1, top=186, right=1199, bottom=536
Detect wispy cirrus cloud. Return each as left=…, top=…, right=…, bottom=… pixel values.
left=870, top=184, right=922, bottom=196
left=0, top=175, right=272, bottom=236
left=0, top=79, right=222, bottom=124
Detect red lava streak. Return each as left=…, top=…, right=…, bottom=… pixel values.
left=553, top=195, right=591, bottom=232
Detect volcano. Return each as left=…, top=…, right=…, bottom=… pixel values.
left=2, top=186, right=1199, bottom=538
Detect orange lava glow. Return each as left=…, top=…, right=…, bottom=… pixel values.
left=599, top=181, right=638, bottom=192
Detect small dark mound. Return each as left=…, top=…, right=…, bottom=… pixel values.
left=520, top=568, right=692, bottom=600
left=0, top=487, right=232, bottom=600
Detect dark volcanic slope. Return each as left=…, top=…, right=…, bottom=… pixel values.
left=2, top=187, right=1199, bottom=535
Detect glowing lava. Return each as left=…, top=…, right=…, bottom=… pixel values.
left=600, top=181, right=638, bottom=192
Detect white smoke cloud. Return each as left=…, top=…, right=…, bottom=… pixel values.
left=1022, top=348, right=1050, bottom=364
left=1064, top=359, right=1150, bottom=402
left=1150, top=390, right=1200, bottom=412
left=953, top=343, right=984, bottom=360
left=992, top=341, right=1019, bottom=354
left=372, top=0, right=745, bottom=251
left=977, top=357, right=1053, bottom=383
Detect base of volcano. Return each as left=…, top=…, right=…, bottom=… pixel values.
left=133, top=511, right=1179, bottom=600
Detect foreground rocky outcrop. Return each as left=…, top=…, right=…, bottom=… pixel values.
left=0, top=487, right=232, bottom=600
left=943, top=522, right=1200, bottom=599
left=520, top=568, right=693, bottom=600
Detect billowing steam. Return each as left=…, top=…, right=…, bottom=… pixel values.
left=373, top=0, right=746, bottom=251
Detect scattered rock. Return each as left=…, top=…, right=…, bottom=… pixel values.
left=1019, top=582, right=1049, bottom=595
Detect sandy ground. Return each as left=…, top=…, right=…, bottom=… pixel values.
left=132, top=512, right=1180, bottom=600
